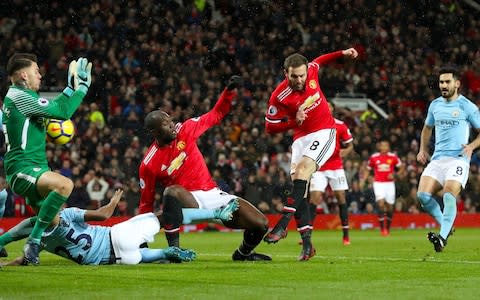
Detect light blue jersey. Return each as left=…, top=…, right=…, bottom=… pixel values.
left=41, top=208, right=112, bottom=265
left=425, top=95, right=480, bottom=162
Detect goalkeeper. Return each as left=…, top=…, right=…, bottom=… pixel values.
left=2, top=53, right=92, bottom=265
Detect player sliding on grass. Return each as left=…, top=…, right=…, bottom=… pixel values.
left=138, top=76, right=271, bottom=261
left=0, top=190, right=239, bottom=266
left=2, top=53, right=91, bottom=265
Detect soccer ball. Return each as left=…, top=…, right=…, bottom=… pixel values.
left=45, top=119, right=75, bottom=145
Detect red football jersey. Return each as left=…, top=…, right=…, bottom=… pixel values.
left=265, top=51, right=343, bottom=140
left=138, top=89, right=235, bottom=214
left=319, top=118, right=353, bottom=171
left=367, top=152, right=401, bottom=182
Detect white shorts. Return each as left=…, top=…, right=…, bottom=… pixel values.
left=110, top=213, right=160, bottom=265
left=291, top=129, right=336, bottom=174
left=421, top=157, right=469, bottom=188
left=310, top=169, right=349, bottom=192
left=373, top=182, right=396, bottom=204
left=191, top=188, right=238, bottom=209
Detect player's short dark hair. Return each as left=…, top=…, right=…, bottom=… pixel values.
left=439, top=65, right=460, bottom=80
left=7, top=53, right=37, bottom=76
left=283, top=53, right=308, bottom=70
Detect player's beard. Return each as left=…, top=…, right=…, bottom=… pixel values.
left=290, top=81, right=305, bottom=91
left=441, top=88, right=455, bottom=99
left=165, top=131, right=177, bottom=144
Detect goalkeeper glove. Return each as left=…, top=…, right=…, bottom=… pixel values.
left=226, top=75, right=243, bottom=91
left=62, top=60, right=77, bottom=97
left=75, top=57, right=92, bottom=94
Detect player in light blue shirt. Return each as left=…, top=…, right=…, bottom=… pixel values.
left=416, top=65, right=480, bottom=252
left=0, top=189, right=239, bottom=265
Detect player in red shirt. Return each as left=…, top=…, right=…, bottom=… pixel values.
left=138, top=76, right=271, bottom=261
left=367, top=140, right=403, bottom=236
left=308, top=103, right=354, bottom=245
left=264, top=48, right=358, bottom=261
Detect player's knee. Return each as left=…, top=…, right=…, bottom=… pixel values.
left=163, top=185, right=182, bottom=198
left=250, top=213, right=268, bottom=233
left=55, top=177, right=74, bottom=196
left=416, top=191, right=432, bottom=205
left=293, top=163, right=316, bottom=180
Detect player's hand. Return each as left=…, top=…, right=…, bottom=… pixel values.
left=226, top=75, right=243, bottom=91
left=462, top=144, right=473, bottom=159
left=416, top=150, right=430, bottom=165
left=296, top=109, right=306, bottom=126
left=74, top=57, right=92, bottom=93
left=62, top=60, right=77, bottom=97
left=110, top=189, right=124, bottom=206
left=342, top=48, right=358, bottom=59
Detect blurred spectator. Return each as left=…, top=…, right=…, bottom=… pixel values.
left=88, top=102, right=106, bottom=129
left=86, top=173, right=110, bottom=209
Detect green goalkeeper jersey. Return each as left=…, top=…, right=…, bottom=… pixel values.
left=2, top=85, right=86, bottom=175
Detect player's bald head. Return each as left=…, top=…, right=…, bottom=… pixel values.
left=144, top=110, right=169, bottom=130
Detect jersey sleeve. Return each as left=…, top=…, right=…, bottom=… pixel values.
left=425, top=102, right=435, bottom=127
left=395, top=155, right=402, bottom=167
left=310, top=51, right=344, bottom=69
left=183, top=89, right=235, bottom=140
left=61, top=207, right=87, bottom=222
left=367, top=156, right=373, bottom=169
left=138, top=161, right=158, bottom=214
left=466, top=101, right=480, bottom=129
left=264, top=95, right=296, bottom=134
left=9, top=88, right=85, bottom=120
left=339, top=123, right=353, bottom=145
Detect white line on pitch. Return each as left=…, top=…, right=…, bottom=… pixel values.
left=199, top=253, right=480, bottom=264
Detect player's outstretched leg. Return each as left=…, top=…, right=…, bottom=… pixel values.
left=214, top=199, right=240, bottom=222
left=263, top=196, right=296, bottom=244
left=227, top=199, right=272, bottom=261
left=265, top=180, right=309, bottom=244
left=263, top=214, right=290, bottom=244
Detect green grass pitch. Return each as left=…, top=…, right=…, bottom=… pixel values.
left=1, top=228, right=480, bottom=300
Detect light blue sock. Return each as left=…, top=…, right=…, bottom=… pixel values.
left=440, top=192, right=457, bottom=240
left=417, top=192, right=443, bottom=224
left=0, top=189, right=7, bottom=218
left=140, top=248, right=166, bottom=263
left=182, top=208, right=216, bottom=224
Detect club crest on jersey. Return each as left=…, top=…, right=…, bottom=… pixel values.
left=309, top=80, right=317, bottom=89
left=268, top=105, right=278, bottom=116
left=452, top=110, right=460, bottom=117
left=38, top=98, right=49, bottom=106
left=177, top=141, right=186, bottom=151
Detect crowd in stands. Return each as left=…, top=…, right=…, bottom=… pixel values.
left=1, top=0, right=480, bottom=217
